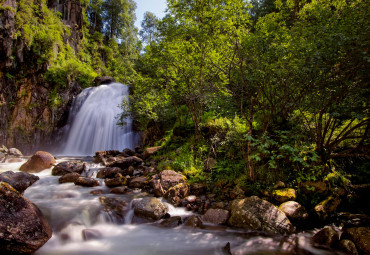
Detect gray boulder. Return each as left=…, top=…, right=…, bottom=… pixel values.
left=202, top=208, right=230, bottom=225
left=133, top=197, right=168, bottom=221
left=52, top=161, right=85, bottom=176
left=0, top=171, right=39, bottom=193
left=0, top=182, right=52, bottom=254
left=228, top=196, right=295, bottom=234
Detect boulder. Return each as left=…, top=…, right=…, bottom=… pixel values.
left=82, top=229, right=103, bottom=241
left=8, top=148, right=23, bottom=156
left=52, top=161, right=85, bottom=176
left=106, top=156, right=143, bottom=169
left=151, top=177, right=165, bottom=197
left=74, top=177, right=100, bottom=187
left=99, top=197, right=129, bottom=223
left=133, top=197, right=168, bottom=221
left=0, top=171, right=39, bottom=193
left=94, top=76, right=116, bottom=86
left=202, top=209, right=230, bottom=225
left=122, top=148, right=136, bottom=157
left=110, top=186, right=129, bottom=194
left=312, top=227, right=340, bottom=247
left=0, top=182, right=52, bottom=254
left=96, top=167, right=123, bottom=179
left=228, top=196, right=295, bottom=235
left=143, top=146, right=162, bottom=159
left=278, top=201, right=308, bottom=225
left=104, top=174, right=127, bottom=187
left=314, top=195, right=341, bottom=221
left=58, top=172, right=81, bottom=184
left=160, top=170, right=186, bottom=191
left=20, top=151, right=56, bottom=173
left=164, top=183, right=190, bottom=207
left=184, top=215, right=203, bottom=228
left=341, top=227, right=370, bottom=255
left=160, top=216, right=182, bottom=228
left=129, top=176, right=148, bottom=189
left=94, top=150, right=121, bottom=165
left=272, top=188, right=297, bottom=203
left=338, top=240, right=358, bottom=255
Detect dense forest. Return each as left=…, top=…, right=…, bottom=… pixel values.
left=0, top=0, right=369, bottom=204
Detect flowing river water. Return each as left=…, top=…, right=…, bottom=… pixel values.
left=0, top=158, right=338, bottom=255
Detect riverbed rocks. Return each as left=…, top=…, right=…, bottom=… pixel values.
left=104, top=174, right=127, bottom=187
left=164, top=183, right=190, bottom=206
left=341, top=227, right=370, bottom=255
left=96, top=167, right=123, bottom=179
left=52, top=161, right=85, bottom=176
left=129, top=176, right=148, bottom=189
left=312, top=227, right=340, bottom=247
left=106, top=156, right=143, bottom=169
left=184, top=215, right=204, bottom=228
left=133, top=197, right=168, bottom=221
left=58, top=172, right=80, bottom=184
left=74, top=177, right=100, bottom=187
left=160, top=170, right=187, bottom=190
left=0, top=182, right=52, bottom=254
left=0, top=171, right=39, bottom=193
left=99, top=196, right=129, bottom=223
left=314, top=195, right=341, bottom=221
left=202, top=208, right=230, bottom=225
left=20, top=151, right=56, bottom=173
left=278, top=201, right=308, bottom=226
left=228, top=196, right=295, bottom=234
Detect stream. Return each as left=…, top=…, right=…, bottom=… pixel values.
left=0, top=158, right=339, bottom=255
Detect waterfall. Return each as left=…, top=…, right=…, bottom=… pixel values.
left=61, top=83, right=137, bottom=156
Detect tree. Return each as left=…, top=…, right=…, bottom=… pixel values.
left=139, top=12, right=159, bottom=45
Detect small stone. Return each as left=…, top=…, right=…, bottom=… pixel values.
left=90, top=190, right=103, bottom=195
left=312, top=227, right=340, bottom=247
left=184, top=215, right=203, bottom=228
left=82, top=229, right=103, bottom=241
left=110, top=186, right=128, bottom=194
left=59, top=173, right=80, bottom=184
left=272, top=188, right=297, bottom=203
left=160, top=216, right=182, bottom=228
left=74, top=177, right=100, bottom=187
left=202, top=209, right=230, bottom=225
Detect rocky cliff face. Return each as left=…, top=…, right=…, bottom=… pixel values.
left=0, top=0, right=84, bottom=154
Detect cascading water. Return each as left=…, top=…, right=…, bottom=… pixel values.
left=61, top=83, right=138, bottom=156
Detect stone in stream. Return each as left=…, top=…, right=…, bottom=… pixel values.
left=59, top=172, right=81, bottom=184
left=184, top=215, right=204, bottom=229
left=99, top=196, right=130, bottom=223
left=133, top=197, right=168, bottom=221
left=202, top=208, right=230, bottom=225
left=0, top=182, right=52, bottom=254
left=164, top=183, right=190, bottom=207
left=278, top=201, right=308, bottom=226
left=20, top=151, right=56, bottom=173
left=312, top=227, right=340, bottom=247
left=129, top=176, right=148, bottom=189
left=337, top=240, right=358, bottom=255
left=104, top=173, right=127, bottom=187
left=341, top=227, right=370, bottom=255
left=227, top=196, right=295, bottom=235
left=110, top=186, right=129, bottom=194
left=52, top=161, right=85, bottom=176
left=106, top=156, right=143, bottom=169
left=8, top=147, right=23, bottom=157
left=0, top=171, right=39, bottom=193
left=96, top=167, right=123, bottom=179
left=74, top=177, right=100, bottom=187
left=159, top=216, right=182, bottom=228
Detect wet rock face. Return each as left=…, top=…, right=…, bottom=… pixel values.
left=52, top=161, right=85, bottom=176
left=0, top=182, right=52, bottom=254
left=99, top=197, right=129, bottom=224
left=133, top=197, right=168, bottom=221
left=20, top=151, right=56, bottom=173
left=0, top=171, right=39, bottom=193
left=228, top=196, right=295, bottom=235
